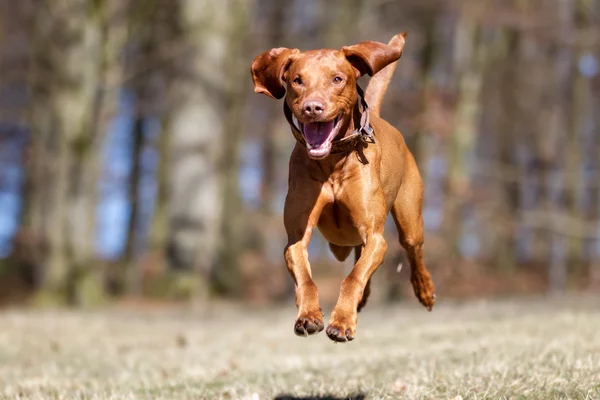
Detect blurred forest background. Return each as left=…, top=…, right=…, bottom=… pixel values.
left=0, top=0, right=599, bottom=307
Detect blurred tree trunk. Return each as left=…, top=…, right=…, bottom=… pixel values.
left=213, top=0, right=253, bottom=296
left=515, top=0, right=560, bottom=287
left=65, top=0, right=116, bottom=305
left=117, top=1, right=160, bottom=296
left=548, top=0, right=577, bottom=294
left=257, top=0, right=292, bottom=299
left=11, top=133, right=49, bottom=290
left=586, top=0, right=600, bottom=290
left=168, top=2, right=223, bottom=284
left=115, top=0, right=183, bottom=297
left=530, top=58, right=555, bottom=275
left=260, top=0, right=285, bottom=218
left=167, top=0, right=250, bottom=297
left=564, top=61, right=585, bottom=280
left=492, top=28, right=521, bottom=273
left=589, top=85, right=600, bottom=290
left=27, top=0, right=104, bottom=304
left=121, top=113, right=144, bottom=295
left=5, top=1, right=47, bottom=289
left=20, top=101, right=51, bottom=288
left=412, top=11, right=438, bottom=170
left=563, top=0, right=592, bottom=282
left=149, top=116, right=171, bottom=268
left=443, top=8, right=485, bottom=258
left=27, top=0, right=126, bottom=304
left=27, top=4, right=69, bottom=301
left=98, top=0, right=128, bottom=296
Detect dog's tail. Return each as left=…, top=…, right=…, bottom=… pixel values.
left=365, top=32, right=406, bottom=118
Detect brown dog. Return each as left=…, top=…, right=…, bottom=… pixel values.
left=251, top=33, right=435, bottom=343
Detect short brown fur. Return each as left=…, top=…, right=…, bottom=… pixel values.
left=251, top=33, right=435, bottom=342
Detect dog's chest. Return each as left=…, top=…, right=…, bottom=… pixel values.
left=316, top=182, right=363, bottom=246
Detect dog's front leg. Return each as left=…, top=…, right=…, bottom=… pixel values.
left=283, top=180, right=330, bottom=337
left=327, top=226, right=388, bottom=342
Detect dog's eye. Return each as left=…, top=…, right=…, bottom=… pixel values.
left=293, top=77, right=303, bottom=85
left=333, top=76, right=343, bottom=84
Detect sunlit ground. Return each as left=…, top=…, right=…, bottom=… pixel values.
left=0, top=296, right=599, bottom=400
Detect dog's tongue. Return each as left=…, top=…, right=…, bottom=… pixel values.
left=303, top=121, right=335, bottom=147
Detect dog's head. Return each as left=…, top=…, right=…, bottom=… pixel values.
left=251, top=38, right=404, bottom=159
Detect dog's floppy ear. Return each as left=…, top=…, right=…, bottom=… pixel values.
left=251, top=47, right=299, bottom=99
left=342, top=33, right=406, bottom=78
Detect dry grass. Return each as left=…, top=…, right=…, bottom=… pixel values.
left=0, top=296, right=599, bottom=400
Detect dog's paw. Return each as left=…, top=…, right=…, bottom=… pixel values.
left=294, top=309, right=324, bottom=337
left=326, top=310, right=356, bottom=343
left=411, top=273, right=436, bottom=311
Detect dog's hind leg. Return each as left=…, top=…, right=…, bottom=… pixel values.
left=390, top=157, right=436, bottom=311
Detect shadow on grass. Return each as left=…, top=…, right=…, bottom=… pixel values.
left=274, top=394, right=366, bottom=400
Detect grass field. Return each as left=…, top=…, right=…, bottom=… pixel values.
left=0, top=296, right=599, bottom=400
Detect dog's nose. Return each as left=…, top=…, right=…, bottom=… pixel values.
left=303, top=100, right=324, bottom=117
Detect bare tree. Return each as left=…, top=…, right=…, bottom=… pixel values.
left=166, top=0, right=251, bottom=296
left=443, top=3, right=486, bottom=258
left=27, top=0, right=103, bottom=303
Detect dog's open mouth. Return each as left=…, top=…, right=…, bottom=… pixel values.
left=292, top=115, right=344, bottom=159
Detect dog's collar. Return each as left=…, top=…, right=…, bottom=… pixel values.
left=283, top=84, right=376, bottom=155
